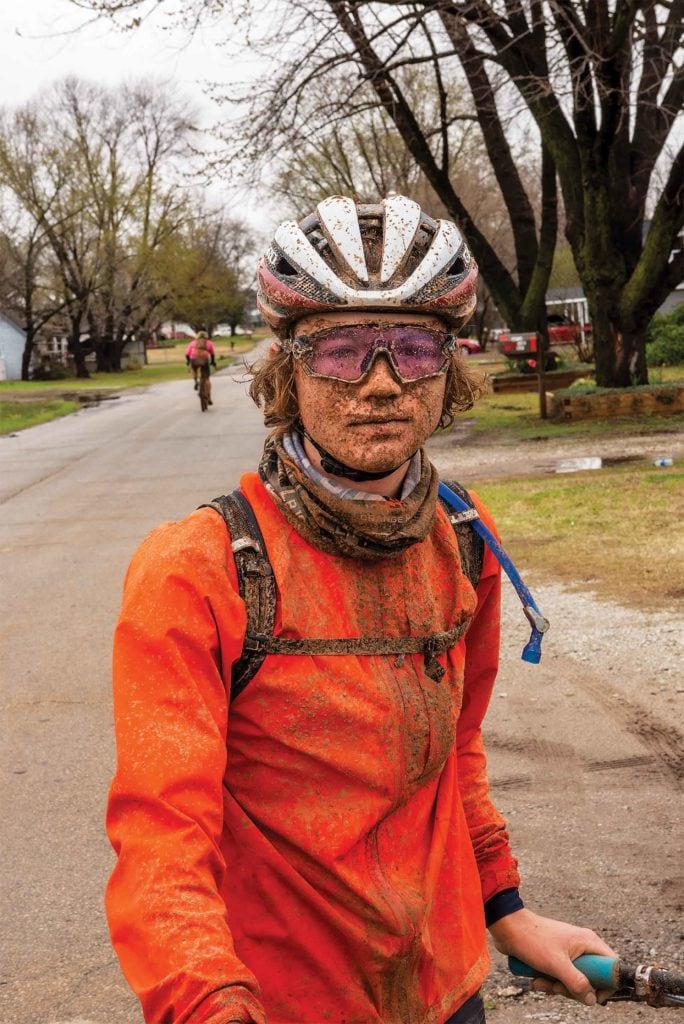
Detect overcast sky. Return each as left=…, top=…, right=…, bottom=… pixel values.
left=1, top=0, right=276, bottom=230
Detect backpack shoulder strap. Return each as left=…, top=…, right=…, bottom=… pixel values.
left=438, top=479, right=485, bottom=592
left=200, top=490, right=276, bottom=702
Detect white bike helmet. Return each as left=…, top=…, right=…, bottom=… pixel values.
left=257, top=194, right=477, bottom=337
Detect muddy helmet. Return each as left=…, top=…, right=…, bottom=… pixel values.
left=256, top=194, right=478, bottom=337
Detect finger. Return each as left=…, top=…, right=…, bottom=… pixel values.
left=557, top=965, right=598, bottom=1005
left=530, top=979, right=581, bottom=1001
left=529, top=978, right=556, bottom=995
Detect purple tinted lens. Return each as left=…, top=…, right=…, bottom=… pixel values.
left=390, top=328, right=448, bottom=378
left=307, top=332, right=369, bottom=380
left=307, top=326, right=447, bottom=381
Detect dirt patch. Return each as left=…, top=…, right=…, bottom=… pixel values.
left=428, top=421, right=684, bottom=482
left=429, top=421, right=683, bottom=1019
left=483, top=582, right=683, bottom=1022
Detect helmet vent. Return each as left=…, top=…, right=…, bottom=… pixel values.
left=275, top=255, right=298, bottom=277
left=446, top=254, right=465, bottom=277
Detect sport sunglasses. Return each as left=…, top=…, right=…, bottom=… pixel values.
left=282, top=325, right=456, bottom=383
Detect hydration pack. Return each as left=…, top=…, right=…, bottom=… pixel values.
left=202, top=482, right=484, bottom=700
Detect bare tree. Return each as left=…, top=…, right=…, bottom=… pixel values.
left=68, top=0, right=560, bottom=356
left=0, top=77, right=198, bottom=374
left=0, top=97, right=97, bottom=375
left=229, top=6, right=558, bottom=350
left=0, top=195, right=70, bottom=378
left=58, top=78, right=197, bottom=369
left=269, top=76, right=526, bottom=346
left=71, top=0, right=684, bottom=388
left=433, top=1, right=684, bottom=386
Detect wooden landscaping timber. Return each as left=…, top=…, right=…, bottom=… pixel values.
left=547, top=385, right=684, bottom=422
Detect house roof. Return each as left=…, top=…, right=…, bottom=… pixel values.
left=0, top=311, right=26, bottom=335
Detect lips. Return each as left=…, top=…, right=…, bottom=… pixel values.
left=348, top=417, right=410, bottom=426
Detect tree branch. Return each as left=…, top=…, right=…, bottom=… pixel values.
left=439, top=8, right=539, bottom=293
left=326, top=0, right=525, bottom=321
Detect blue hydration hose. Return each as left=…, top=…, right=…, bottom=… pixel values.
left=438, top=482, right=550, bottom=663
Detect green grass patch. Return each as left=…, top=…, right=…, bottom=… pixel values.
left=468, top=390, right=684, bottom=440
left=649, top=363, right=684, bottom=382
left=475, top=463, right=684, bottom=610
left=0, top=363, right=194, bottom=392
left=0, top=399, right=79, bottom=434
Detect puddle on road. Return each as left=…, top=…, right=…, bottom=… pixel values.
left=603, top=454, right=648, bottom=466
left=76, top=392, right=121, bottom=406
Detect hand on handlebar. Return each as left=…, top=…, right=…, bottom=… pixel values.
left=489, top=908, right=617, bottom=1006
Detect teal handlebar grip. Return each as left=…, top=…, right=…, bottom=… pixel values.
left=509, top=954, right=620, bottom=991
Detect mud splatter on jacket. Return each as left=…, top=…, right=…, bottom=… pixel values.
left=106, top=472, right=520, bottom=1024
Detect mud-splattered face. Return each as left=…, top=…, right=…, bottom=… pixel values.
left=293, top=312, right=447, bottom=475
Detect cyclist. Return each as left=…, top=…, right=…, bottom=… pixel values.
left=186, top=331, right=217, bottom=390
left=192, top=335, right=214, bottom=406
left=107, top=194, right=614, bottom=1024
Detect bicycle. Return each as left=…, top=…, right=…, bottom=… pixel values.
left=198, top=373, right=212, bottom=412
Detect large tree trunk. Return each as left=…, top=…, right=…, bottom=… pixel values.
left=567, top=164, right=649, bottom=387
left=111, top=326, right=128, bottom=372
left=96, top=312, right=119, bottom=372
left=96, top=340, right=118, bottom=372
left=21, top=305, right=36, bottom=380
left=21, top=331, right=35, bottom=380
left=68, top=317, right=90, bottom=378
left=588, top=288, right=649, bottom=387
left=70, top=344, right=90, bottom=378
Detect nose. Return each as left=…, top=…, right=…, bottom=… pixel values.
left=357, top=352, right=403, bottom=397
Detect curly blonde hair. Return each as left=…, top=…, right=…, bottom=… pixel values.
left=248, top=348, right=487, bottom=438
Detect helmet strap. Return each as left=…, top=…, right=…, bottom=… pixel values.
left=300, top=427, right=407, bottom=482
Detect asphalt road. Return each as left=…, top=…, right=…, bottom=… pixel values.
left=1, top=365, right=267, bottom=1024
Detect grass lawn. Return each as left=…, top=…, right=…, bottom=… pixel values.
left=0, top=362, right=197, bottom=393
left=476, top=462, right=683, bottom=610
left=0, top=399, right=79, bottom=435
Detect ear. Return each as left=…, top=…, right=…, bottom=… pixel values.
left=268, top=342, right=282, bottom=360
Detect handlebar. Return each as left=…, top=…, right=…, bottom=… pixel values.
left=509, top=954, right=684, bottom=1007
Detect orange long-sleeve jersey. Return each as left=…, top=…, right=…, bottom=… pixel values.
left=106, top=472, right=520, bottom=1024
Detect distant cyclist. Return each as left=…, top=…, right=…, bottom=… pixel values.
left=191, top=335, right=214, bottom=406
left=186, top=331, right=216, bottom=389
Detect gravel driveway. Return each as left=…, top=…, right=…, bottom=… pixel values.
left=429, top=421, right=683, bottom=1023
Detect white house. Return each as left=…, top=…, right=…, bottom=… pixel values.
left=0, top=312, right=26, bottom=380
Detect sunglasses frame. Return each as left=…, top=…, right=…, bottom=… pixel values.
left=282, top=326, right=456, bottom=384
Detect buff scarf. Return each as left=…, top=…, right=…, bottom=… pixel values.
left=258, top=434, right=439, bottom=560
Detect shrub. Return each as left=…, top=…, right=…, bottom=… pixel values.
left=32, top=361, right=70, bottom=380
left=646, top=304, right=684, bottom=366
left=124, top=357, right=143, bottom=371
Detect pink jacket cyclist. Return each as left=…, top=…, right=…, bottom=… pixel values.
left=185, top=338, right=216, bottom=362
